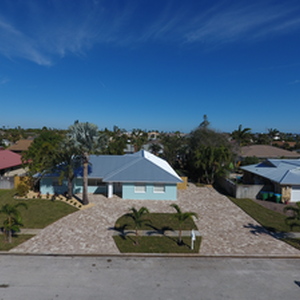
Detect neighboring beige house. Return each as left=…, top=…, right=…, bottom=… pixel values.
left=8, top=139, right=33, bottom=154
left=240, top=145, right=300, bottom=160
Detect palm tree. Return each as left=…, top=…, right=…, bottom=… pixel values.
left=53, top=137, right=82, bottom=199
left=125, top=206, right=150, bottom=240
left=284, top=202, right=300, bottom=230
left=170, top=204, right=198, bottom=245
left=0, top=203, right=28, bottom=243
left=130, top=129, right=148, bottom=152
left=68, top=121, right=107, bottom=205
left=268, top=128, right=280, bottom=145
left=231, top=124, right=252, bottom=146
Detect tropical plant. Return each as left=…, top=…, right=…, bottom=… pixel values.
left=170, top=204, right=198, bottom=245
left=125, top=206, right=150, bottom=241
left=21, top=130, right=64, bottom=189
left=130, top=129, right=148, bottom=152
left=52, top=137, right=82, bottom=199
left=284, top=202, right=300, bottom=230
left=231, top=124, right=252, bottom=146
left=160, top=132, right=187, bottom=169
left=68, top=121, right=107, bottom=205
left=0, top=203, right=28, bottom=243
left=199, top=114, right=210, bottom=129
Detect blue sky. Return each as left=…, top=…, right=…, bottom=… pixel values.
left=1, top=0, right=300, bottom=133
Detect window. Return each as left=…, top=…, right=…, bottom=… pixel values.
left=154, top=184, right=165, bottom=193
left=88, top=179, right=105, bottom=186
left=135, top=184, right=146, bottom=193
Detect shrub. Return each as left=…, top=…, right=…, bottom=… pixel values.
left=16, top=183, right=29, bottom=197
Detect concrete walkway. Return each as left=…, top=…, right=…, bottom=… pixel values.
left=11, top=184, right=300, bottom=256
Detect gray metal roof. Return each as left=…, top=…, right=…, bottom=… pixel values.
left=88, top=150, right=182, bottom=183
left=241, top=159, right=300, bottom=185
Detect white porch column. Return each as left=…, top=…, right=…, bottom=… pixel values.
left=107, top=182, right=113, bottom=198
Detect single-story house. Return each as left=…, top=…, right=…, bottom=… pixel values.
left=241, top=159, right=300, bottom=202
left=240, top=145, right=300, bottom=160
left=8, top=139, right=33, bottom=154
left=40, top=150, right=183, bottom=201
left=0, top=149, right=23, bottom=176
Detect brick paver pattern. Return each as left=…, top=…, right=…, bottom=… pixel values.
left=11, top=184, right=300, bottom=256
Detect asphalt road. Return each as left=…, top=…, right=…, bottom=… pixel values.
left=0, top=255, right=299, bottom=300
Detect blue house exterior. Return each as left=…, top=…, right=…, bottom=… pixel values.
left=40, top=150, right=182, bottom=201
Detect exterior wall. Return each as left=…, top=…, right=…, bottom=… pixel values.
left=177, top=177, right=188, bottom=190
left=40, top=177, right=68, bottom=195
left=281, top=186, right=291, bottom=203
left=217, top=177, right=264, bottom=199
left=122, top=183, right=177, bottom=200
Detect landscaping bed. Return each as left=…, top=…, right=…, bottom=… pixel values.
left=114, top=212, right=200, bottom=253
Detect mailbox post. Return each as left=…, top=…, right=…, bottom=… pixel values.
left=191, top=229, right=196, bottom=250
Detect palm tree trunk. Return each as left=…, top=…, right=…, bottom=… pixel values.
left=82, top=153, right=89, bottom=205
left=67, top=177, right=73, bottom=200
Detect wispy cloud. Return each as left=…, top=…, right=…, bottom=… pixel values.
left=183, top=2, right=300, bottom=45
left=0, top=0, right=300, bottom=65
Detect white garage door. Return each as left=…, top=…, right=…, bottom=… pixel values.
left=291, top=186, right=300, bottom=202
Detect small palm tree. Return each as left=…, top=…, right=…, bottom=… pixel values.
left=0, top=203, right=28, bottom=243
left=125, top=207, right=150, bottom=242
left=284, top=202, right=300, bottom=231
left=170, top=204, right=198, bottom=245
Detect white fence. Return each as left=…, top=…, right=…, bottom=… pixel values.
left=217, top=177, right=264, bottom=199
left=0, top=176, right=14, bottom=189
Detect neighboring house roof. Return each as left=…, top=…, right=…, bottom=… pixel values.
left=8, top=139, right=33, bottom=152
left=240, top=145, right=300, bottom=159
left=89, top=150, right=182, bottom=183
left=0, top=149, right=22, bottom=170
left=241, top=159, right=300, bottom=185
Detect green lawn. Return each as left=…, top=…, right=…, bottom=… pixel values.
left=281, top=238, right=300, bottom=250
left=228, top=197, right=300, bottom=233
left=114, top=235, right=201, bottom=253
left=0, top=234, right=34, bottom=251
left=114, top=212, right=200, bottom=253
left=115, top=213, right=198, bottom=232
left=0, top=189, right=78, bottom=228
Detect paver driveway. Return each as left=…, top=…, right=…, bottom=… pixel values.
left=11, top=184, right=300, bottom=256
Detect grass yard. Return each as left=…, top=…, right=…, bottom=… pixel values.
left=114, top=235, right=201, bottom=253
left=115, top=213, right=198, bottom=232
left=228, top=197, right=300, bottom=233
left=0, top=234, right=34, bottom=251
left=0, top=189, right=78, bottom=228
left=114, top=212, right=200, bottom=253
left=281, top=238, right=300, bottom=250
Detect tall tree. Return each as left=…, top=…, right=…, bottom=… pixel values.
left=68, top=121, right=107, bottom=205
left=53, top=137, right=82, bottom=199
left=0, top=203, right=28, bottom=243
left=199, top=114, right=210, bottom=129
left=160, top=132, right=187, bottom=169
left=231, top=124, right=252, bottom=146
left=187, top=127, right=234, bottom=184
left=22, top=130, right=64, bottom=178
left=130, top=129, right=148, bottom=152
left=268, top=128, right=280, bottom=145
left=170, top=204, right=198, bottom=245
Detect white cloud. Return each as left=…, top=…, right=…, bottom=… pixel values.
left=1, top=1, right=300, bottom=65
